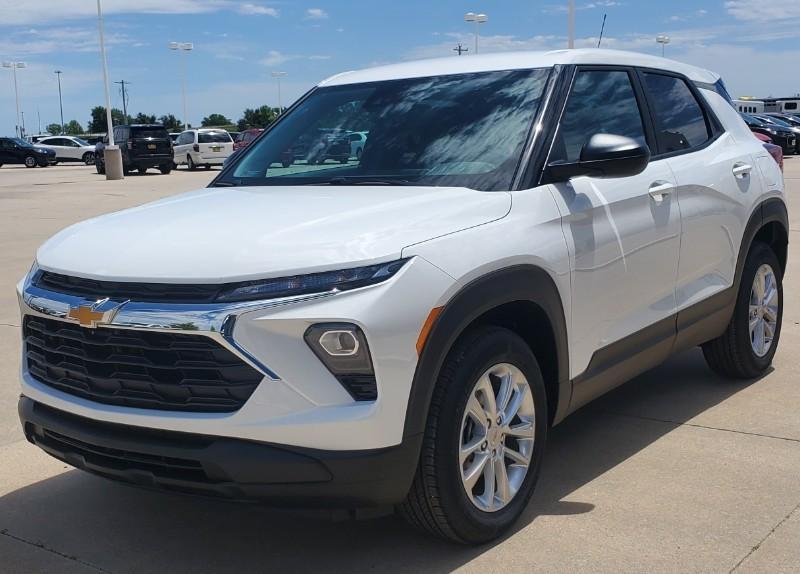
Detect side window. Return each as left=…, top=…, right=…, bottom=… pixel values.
left=642, top=73, right=711, bottom=153
left=553, top=69, right=647, bottom=163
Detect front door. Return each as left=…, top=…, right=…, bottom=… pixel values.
left=545, top=68, right=681, bottom=408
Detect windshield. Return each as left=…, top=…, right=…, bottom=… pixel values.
left=759, top=116, right=792, bottom=128
left=12, top=138, right=33, bottom=148
left=199, top=131, right=232, bottom=143
left=220, top=68, right=551, bottom=191
left=73, top=137, right=90, bottom=146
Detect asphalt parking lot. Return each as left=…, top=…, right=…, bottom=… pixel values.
left=1, top=160, right=799, bottom=573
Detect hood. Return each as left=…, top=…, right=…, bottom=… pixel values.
left=36, top=185, right=511, bottom=282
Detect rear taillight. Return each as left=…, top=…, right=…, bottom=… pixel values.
left=193, top=143, right=200, bottom=152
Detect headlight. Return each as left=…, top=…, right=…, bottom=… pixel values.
left=766, top=128, right=777, bottom=135
left=214, top=258, right=409, bottom=303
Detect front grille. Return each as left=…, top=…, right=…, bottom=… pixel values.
left=33, top=271, right=221, bottom=303
left=23, top=316, right=264, bottom=412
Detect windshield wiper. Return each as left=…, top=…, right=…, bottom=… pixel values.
left=312, top=177, right=411, bottom=186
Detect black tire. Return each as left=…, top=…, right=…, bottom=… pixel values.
left=95, top=162, right=105, bottom=175
left=138, top=166, right=148, bottom=174
left=159, top=164, right=172, bottom=175
left=187, top=155, right=196, bottom=171
left=123, top=164, right=131, bottom=175
left=702, top=241, right=783, bottom=379
left=83, top=152, right=95, bottom=165
left=24, top=156, right=37, bottom=168
left=356, top=148, right=362, bottom=161
left=399, top=326, right=548, bottom=544
left=204, top=164, right=211, bottom=170
left=281, top=160, right=292, bottom=168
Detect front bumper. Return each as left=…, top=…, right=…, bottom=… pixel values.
left=18, top=256, right=454, bottom=451
left=19, top=396, right=421, bottom=506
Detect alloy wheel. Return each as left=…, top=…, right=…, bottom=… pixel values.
left=459, top=363, right=535, bottom=513
left=749, top=263, right=779, bottom=357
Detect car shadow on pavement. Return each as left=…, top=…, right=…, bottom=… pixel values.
left=0, top=348, right=768, bottom=573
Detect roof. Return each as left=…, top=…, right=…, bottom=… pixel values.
left=319, top=49, right=720, bottom=87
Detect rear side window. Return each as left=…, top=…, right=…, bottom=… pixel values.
left=131, top=128, right=169, bottom=139
left=642, top=73, right=711, bottom=153
left=198, top=131, right=231, bottom=143
left=552, top=69, right=647, bottom=163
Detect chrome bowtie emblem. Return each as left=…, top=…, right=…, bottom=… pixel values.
left=66, top=298, right=126, bottom=329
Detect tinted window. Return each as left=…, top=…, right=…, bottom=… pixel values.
left=243, top=131, right=257, bottom=143
left=131, top=127, right=169, bottom=139
left=552, top=69, right=646, bottom=163
left=785, top=102, right=798, bottom=111
left=198, top=131, right=231, bottom=143
left=224, top=68, right=551, bottom=191
left=643, top=73, right=711, bottom=153
left=177, top=132, right=192, bottom=145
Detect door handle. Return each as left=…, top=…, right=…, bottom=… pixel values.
left=732, top=162, right=753, bottom=178
left=648, top=181, right=674, bottom=203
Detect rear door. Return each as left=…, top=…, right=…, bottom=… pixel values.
left=545, top=67, right=681, bottom=406
left=130, top=127, right=171, bottom=159
left=40, top=138, right=70, bottom=160
left=198, top=130, right=232, bottom=159
left=639, top=72, right=760, bottom=317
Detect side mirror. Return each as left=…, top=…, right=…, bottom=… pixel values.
left=545, top=133, right=650, bottom=183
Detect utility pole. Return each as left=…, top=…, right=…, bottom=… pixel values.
left=568, top=0, right=576, bottom=48
left=453, top=43, right=469, bottom=56
left=114, top=80, right=129, bottom=123
left=21, top=110, right=26, bottom=138
left=55, top=70, right=64, bottom=134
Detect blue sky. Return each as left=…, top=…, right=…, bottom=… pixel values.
left=1, top=1, right=799, bottom=135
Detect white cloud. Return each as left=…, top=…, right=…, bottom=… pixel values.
left=0, top=26, right=133, bottom=56
left=305, top=8, right=328, bottom=19
left=725, top=1, right=800, bottom=22
left=238, top=4, right=279, bottom=17
left=0, top=0, right=228, bottom=25
left=259, top=50, right=332, bottom=66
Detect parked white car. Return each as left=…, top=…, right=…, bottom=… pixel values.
left=173, top=128, right=233, bottom=170
left=348, top=131, right=368, bottom=159
left=35, top=136, right=96, bottom=165
left=18, top=49, right=787, bottom=544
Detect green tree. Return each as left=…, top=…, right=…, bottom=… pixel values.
left=133, top=112, right=156, bottom=124
left=236, top=106, right=278, bottom=131
left=88, top=106, right=125, bottom=132
left=64, top=120, right=83, bottom=135
left=202, top=113, right=232, bottom=127
left=159, top=114, right=182, bottom=131
left=46, top=123, right=62, bottom=135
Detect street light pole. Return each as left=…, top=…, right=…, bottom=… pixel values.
left=656, top=35, right=671, bottom=57
left=55, top=70, right=64, bottom=134
left=271, top=71, right=287, bottom=114
left=464, top=12, right=488, bottom=54
left=568, top=0, right=576, bottom=48
left=169, top=42, right=193, bottom=130
left=97, top=0, right=123, bottom=179
left=2, top=61, right=25, bottom=138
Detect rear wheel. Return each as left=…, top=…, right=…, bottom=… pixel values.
left=159, top=164, right=172, bottom=175
left=24, top=156, right=36, bottom=168
left=82, top=152, right=95, bottom=165
left=204, top=164, right=211, bottom=170
left=138, top=166, right=148, bottom=174
left=187, top=155, right=196, bottom=171
left=702, top=241, right=783, bottom=379
left=399, top=326, right=548, bottom=544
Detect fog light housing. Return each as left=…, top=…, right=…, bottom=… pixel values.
left=305, top=323, right=376, bottom=401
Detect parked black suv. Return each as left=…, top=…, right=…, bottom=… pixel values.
left=0, top=137, right=57, bottom=168
left=95, top=124, right=174, bottom=175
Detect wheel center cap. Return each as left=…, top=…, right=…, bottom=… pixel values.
left=489, top=426, right=502, bottom=445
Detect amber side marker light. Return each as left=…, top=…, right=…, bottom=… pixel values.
left=416, top=307, right=443, bottom=355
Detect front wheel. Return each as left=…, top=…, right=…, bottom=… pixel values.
left=702, top=241, right=783, bottom=379
left=82, top=152, right=95, bottom=165
left=24, top=156, right=37, bottom=168
left=187, top=155, right=196, bottom=171
left=399, top=326, right=548, bottom=544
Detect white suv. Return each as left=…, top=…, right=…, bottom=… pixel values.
left=17, top=50, right=787, bottom=544
left=173, top=128, right=233, bottom=170
left=35, top=136, right=97, bottom=165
